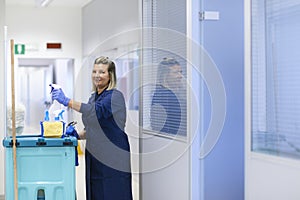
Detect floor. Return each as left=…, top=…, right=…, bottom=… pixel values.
left=75, top=155, right=86, bottom=199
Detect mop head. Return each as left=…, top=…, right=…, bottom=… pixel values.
left=7, top=103, right=26, bottom=136
left=41, top=121, right=65, bottom=138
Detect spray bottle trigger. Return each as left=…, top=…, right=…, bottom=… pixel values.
left=58, top=110, right=65, bottom=120
left=49, top=83, right=61, bottom=94
left=53, top=109, right=65, bottom=121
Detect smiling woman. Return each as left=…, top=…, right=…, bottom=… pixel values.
left=51, top=56, right=133, bottom=200
left=92, top=56, right=116, bottom=93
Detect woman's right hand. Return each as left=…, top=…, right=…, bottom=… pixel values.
left=52, top=88, right=70, bottom=107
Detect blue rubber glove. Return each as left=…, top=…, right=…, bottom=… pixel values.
left=64, top=123, right=79, bottom=166
left=65, top=124, right=79, bottom=139
left=52, top=88, right=70, bottom=107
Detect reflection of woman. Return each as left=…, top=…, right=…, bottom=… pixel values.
left=150, top=58, right=184, bottom=135
left=52, top=56, right=133, bottom=200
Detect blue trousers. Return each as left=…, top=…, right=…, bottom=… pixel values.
left=85, top=150, right=133, bottom=200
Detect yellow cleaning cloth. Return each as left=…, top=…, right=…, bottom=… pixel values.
left=42, top=121, right=64, bottom=138
left=77, top=141, right=83, bottom=155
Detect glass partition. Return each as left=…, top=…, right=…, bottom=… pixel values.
left=251, top=0, right=300, bottom=159
left=142, top=0, right=187, bottom=138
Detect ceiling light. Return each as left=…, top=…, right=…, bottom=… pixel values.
left=35, top=0, right=54, bottom=7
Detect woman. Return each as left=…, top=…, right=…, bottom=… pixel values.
left=52, top=56, right=133, bottom=200
left=150, top=57, right=184, bottom=135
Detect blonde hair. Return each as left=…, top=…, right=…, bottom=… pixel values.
left=92, top=56, right=117, bottom=91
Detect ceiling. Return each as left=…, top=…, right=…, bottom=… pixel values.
left=5, top=0, right=92, bottom=7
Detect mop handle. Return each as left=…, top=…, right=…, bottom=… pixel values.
left=10, top=39, right=18, bottom=200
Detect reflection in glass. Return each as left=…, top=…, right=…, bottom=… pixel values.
left=150, top=58, right=185, bottom=135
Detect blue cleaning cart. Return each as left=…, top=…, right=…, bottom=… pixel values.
left=3, top=136, right=77, bottom=200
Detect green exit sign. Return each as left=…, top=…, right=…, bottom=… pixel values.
left=15, top=44, right=25, bottom=55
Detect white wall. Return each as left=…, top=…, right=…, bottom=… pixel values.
left=0, top=0, right=6, bottom=196
left=245, top=0, right=300, bottom=199
left=5, top=5, right=82, bottom=75
left=245, top=154, right=300, bottom=200
left=82, top=0, right=140, bottom=56
left=140, top=136, right=190, bottom=200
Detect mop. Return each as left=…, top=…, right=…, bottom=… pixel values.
left=10, top=39, right=18, bottom=200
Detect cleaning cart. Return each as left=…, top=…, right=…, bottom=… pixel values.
left=3, top=135, right=77, bottom=200
left=4, top=40, right=77, bottom=199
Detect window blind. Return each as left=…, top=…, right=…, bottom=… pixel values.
left=252, top=0, right=300, bottom=158
left=142, top=0, right=187, bottom=137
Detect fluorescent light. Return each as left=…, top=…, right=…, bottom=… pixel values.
left=35, top=0, right=54, bottom=7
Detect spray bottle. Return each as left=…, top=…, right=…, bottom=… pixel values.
left=48, top=84, right=64, bottom=121
left=44, top=110, right=50, bottom=121
left=53, top=109, right=65, bottom=121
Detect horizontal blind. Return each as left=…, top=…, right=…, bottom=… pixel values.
left=252, top=0, right=300, bottom=158
left=142, top=0, right=187, bottom=136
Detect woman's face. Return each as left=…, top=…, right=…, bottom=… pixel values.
left=92, top=63, right=110, bottom=91
left=166, top=64, right=183, bottom=89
